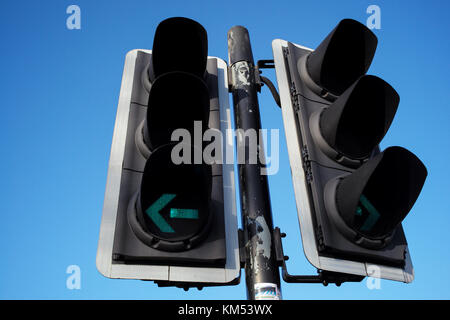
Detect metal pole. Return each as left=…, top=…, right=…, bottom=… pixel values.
left=227, top=26, right=282, bottom=300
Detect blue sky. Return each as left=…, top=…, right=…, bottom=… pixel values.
left=0, top=0, right=449, bottom=299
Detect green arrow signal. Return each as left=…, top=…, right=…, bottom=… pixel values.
left=145, top=194, right=199, bottom=233
left=170, top=208, right=199, bottom=219
left=146, top=194, right=176, bottom=233
left=358, top=194, right=381, bottom=232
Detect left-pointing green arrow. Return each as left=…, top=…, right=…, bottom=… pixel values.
left=145, top=194, right=176, bottom=233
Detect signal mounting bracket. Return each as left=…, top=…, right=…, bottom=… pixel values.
left=255, top=59, right=281, bottom=108
left=273, top=227, right=365, bottom=286
left=257, top=59, right=276, bottom=69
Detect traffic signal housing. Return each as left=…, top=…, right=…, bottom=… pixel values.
left=97, top=17, right=240, bottom=286
left=272, top=19, right=427, bottom=282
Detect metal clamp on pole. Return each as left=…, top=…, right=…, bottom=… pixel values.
left=227, top=26, right=282, bottom=300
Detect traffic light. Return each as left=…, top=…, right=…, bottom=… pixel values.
left=272, top=19, right=427, bottom=282
left=97, top=17, right=240, bottom=287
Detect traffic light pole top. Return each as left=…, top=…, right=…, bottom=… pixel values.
left=227, top=26, right=254, bottom=65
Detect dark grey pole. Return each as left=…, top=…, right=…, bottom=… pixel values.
left=227, top=26, right=282, bottom=300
